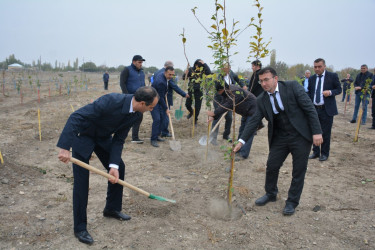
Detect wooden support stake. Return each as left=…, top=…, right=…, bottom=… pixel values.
left=0, top=150, right=4, bottom=164
left=354, top=108, right=363, bottom=142
left=38, top=108, right=42, bottom=141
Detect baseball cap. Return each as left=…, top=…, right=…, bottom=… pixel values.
left=132, top=55, right=145, bottom=61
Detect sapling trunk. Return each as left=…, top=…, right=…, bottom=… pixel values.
left=227, top=96, right=236, bottom=205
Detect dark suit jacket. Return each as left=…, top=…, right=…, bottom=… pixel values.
left=57, top=93, right=141, bottom=165
left=240, top=81, right=322, bottom=147
left=213, top=84, right=257, bottom=120
left=153, top=72, right=186, bottom=110
left=307, top=71, right=342, bottom=116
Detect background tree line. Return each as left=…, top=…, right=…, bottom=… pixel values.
left=0, top=53, right=361, bottom=81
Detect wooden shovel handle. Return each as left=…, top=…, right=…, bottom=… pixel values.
left=211, top=111, right=228, bottom=132
left=70, top=157, right=150, bottom=197
left=165, top=97, right=176, bottom=140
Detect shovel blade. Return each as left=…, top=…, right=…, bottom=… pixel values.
left=170, top=140, right=181, bottom=151
left=199, top=135, right=215, bottom=146
left=175, top=109, right=183, bottom=121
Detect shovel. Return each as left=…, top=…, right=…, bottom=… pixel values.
left=199, top=111, right=228, bottom=146
left=70, top=157, right=176, bottom=203
left=166, top=97, right=181, bottom=151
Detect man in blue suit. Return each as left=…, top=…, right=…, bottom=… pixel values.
left=151, top=66, right=188, bottom=147
left=307, top=58, right=342, bottom=161
left=57, top=86, right=159, bottom=245
left=153, top=61, right=187, bottom=137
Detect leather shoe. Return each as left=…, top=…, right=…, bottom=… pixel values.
left=308, top=153, right=319, bottom=159
left=350, top=119, right=356, bottom=123
left=255, top=194, right=276, bottom=206
left=319, top=155, right=328, bottom=161
left=74, top=230, right=94, bottom=245
left=156, top=137, right=165, bottom=142
left=368, top=126, right=375, bottom=130
left=186, top=113, right=193, bottom=119
left=161, top=133, right=172, bottom=138
left=151, top=140, right=159, bottom=147
left=103, top=209, right=131, bottom=221
left=283, top=203, right=295, bottom=215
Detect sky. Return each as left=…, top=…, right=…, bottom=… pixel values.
left=1, top=0, right=374, bottom=72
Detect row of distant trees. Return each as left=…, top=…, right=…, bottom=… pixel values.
left=0, top=53, right=361, bottom=80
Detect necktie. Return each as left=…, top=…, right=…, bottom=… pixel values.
left=271, top=92, right=282, bottom=113
left=315, top=75, right=323, bottom=103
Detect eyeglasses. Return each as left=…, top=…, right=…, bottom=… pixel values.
left=258, top=77, right=274, bottom=84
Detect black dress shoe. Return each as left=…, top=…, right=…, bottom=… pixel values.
left=161, top=133, right=172, bottom=138
left=74, top=230, right=94, bottom=245
left=350, top=119, right=356, bottom=123
left=156, top=137, right=165, bottom=142
left=186, top=113, right=193, bottom=119
left=283, top=203, right=295, bottom=215
left=255, top=194, right=276, bottom=206
left=103, top=209, right=131, bottom=221
left=319, top=155, right=328, bottom=161
left=368, top=126, right=375, bottom=130
left=151, top=140, right=159, bottom=147
left=308, top=153, right=319, bottom=159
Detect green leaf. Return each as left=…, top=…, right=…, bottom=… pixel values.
left=182, top=37, right=186, bottom=44
left=211, top=24, right=217, bottom=30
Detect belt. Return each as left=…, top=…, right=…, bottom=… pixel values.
left=315, top=105, right=325, bottom=109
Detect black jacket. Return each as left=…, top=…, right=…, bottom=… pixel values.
left=213, top=84, right=257, bottom=120
left=248, top=69, right=264, bottom=97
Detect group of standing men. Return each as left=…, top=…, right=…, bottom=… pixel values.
left=59, top=53, right=374, bottom=245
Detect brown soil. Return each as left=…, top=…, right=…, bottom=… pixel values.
left=0, top=72, right=374, bottom=249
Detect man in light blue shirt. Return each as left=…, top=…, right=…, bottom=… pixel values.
left=302, top=70, right=311, bottom=92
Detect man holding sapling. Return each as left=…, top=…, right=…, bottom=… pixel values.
left=57, top=86, right=159, bottom=245
left=234, top=67, right=323, bottom=216
left=349, top=64, right=373, bottom=125
left=120, top=55, right=146, bottom=144
left=370, top=69, right=375, bottom=130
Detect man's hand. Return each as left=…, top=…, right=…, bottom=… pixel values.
left=207, top=111, right=215, bottom=117
left=166, top=109, right=170, bottom=116
left=185, top=94, right=190, bottom=98
left=323, top=90, right=331, bottom=97
left=243, top=86, right=248, bottom=91
left=108, top=168, right=119, bottom=184
left=58, top=148, right=71, bottom=163
left=355, top=86, right=362, bottom=91
left=313, top=134, right=323, bottom=146
left=372, top=85, right=375, bottom=90
left=207, top=116, right=214, bottom=122
left=233, top=142, right=243, bottom=152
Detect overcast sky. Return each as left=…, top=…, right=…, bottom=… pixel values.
left=1, top=0, right=374, bottom=72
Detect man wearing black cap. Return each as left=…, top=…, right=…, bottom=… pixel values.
left=120, top=55, right=146, bottom=143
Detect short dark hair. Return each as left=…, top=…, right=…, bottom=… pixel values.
left=314, top=58, right=326, bottom=65
left=165, top=66, right=174, bottom=72
left=361, top=64, right=368, bottom=69
left=251, top=60, right=262, bottom=68
left=258, top=67, right=278, bottom=77
left=134, top=86, right=159, bottom=106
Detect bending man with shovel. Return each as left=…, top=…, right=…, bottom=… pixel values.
left=207, top=82, right=257, bottom=153
left=57, top=86, right=159, bottom=245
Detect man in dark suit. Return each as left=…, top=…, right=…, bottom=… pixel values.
left=234, top=67, right=323, bottom=216
left=370, top=69, right=375, bottom=129
left=57, top=86, right=159, bottom=244
left=151, top=66, right=188, bottom=147
left=307, top=58, right=342, bottom=161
